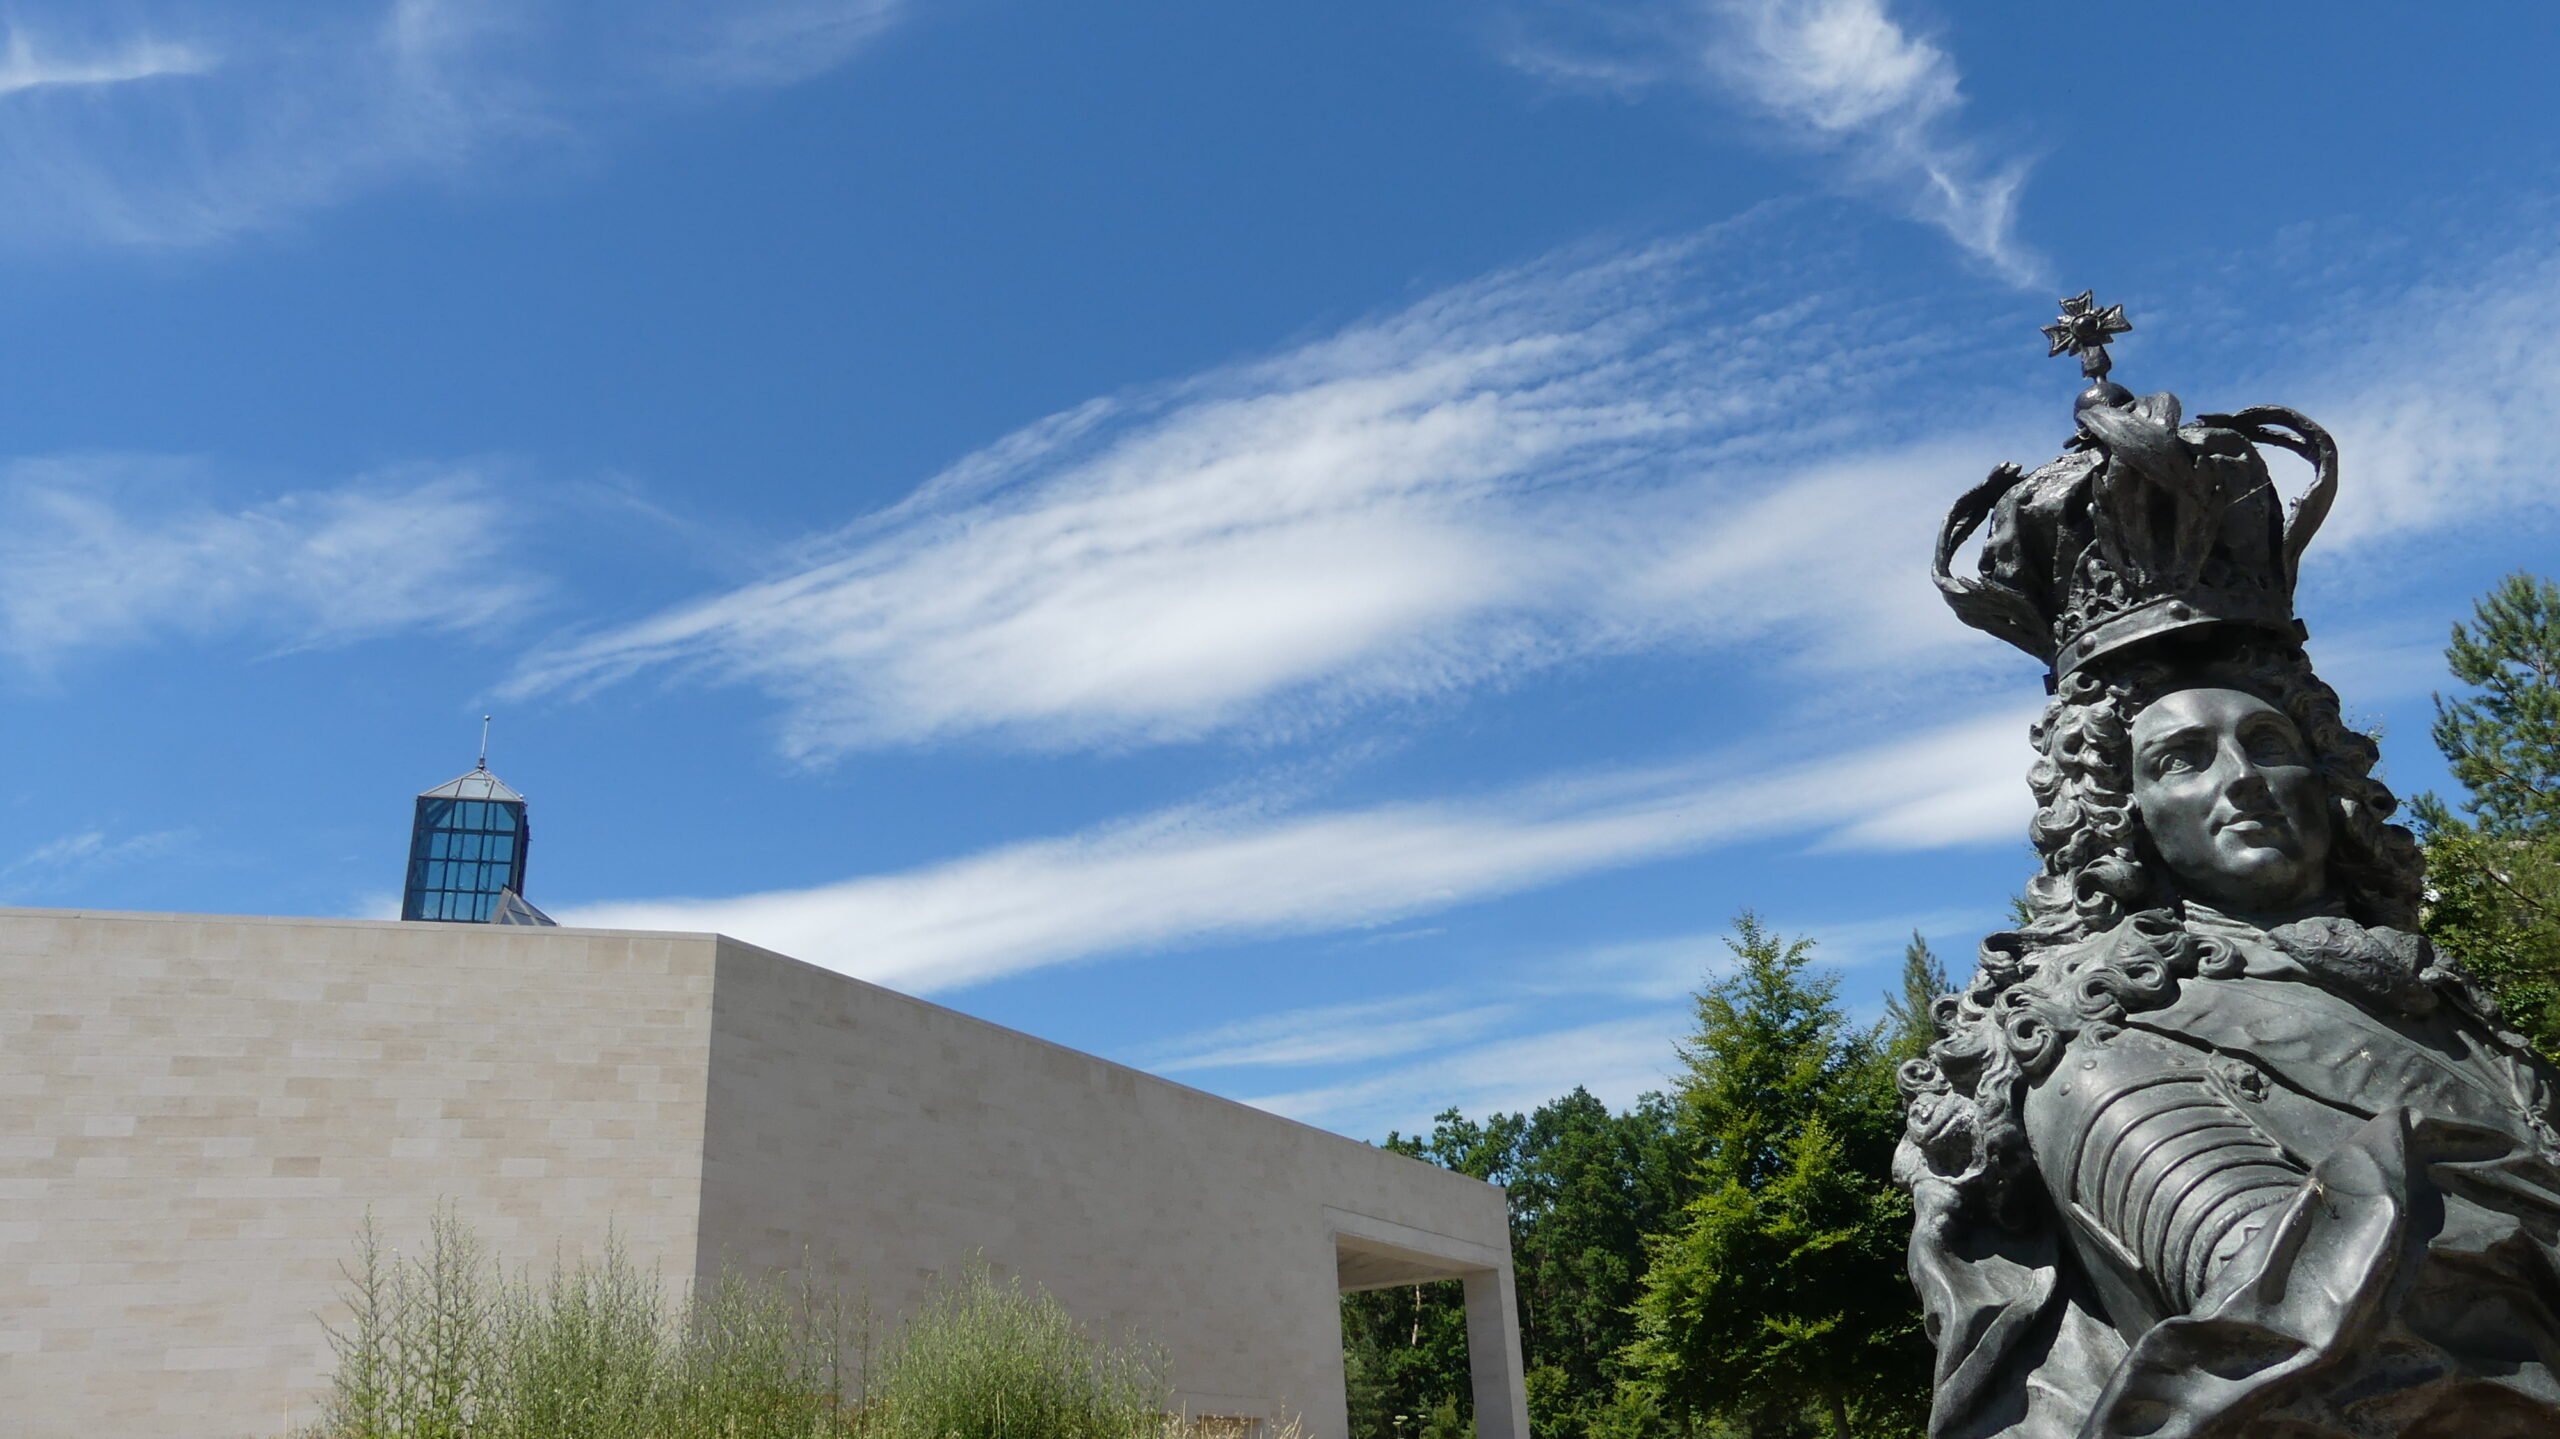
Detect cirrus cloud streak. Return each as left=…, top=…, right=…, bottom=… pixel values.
left=553, top=703, right=2038, bottom=993
left=0, top=457, right=539, bottom=670
left=510, top=233, right=2013, bottom=756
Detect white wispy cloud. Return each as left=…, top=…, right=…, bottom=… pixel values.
left=529, top=211, right=2560, bottom=1010
left=1135, top=899, right=1993, bottom=1135
left=2290, top=239, right=2560, bottom=553
left=0, top=0, right=906, bottom=247
left=1500, top=0, right=2041, bottom=282
left=1543, top=904, right=1995, bottom=1004
left=510, top=234, right=2013, bottom=756
left=1137, top=993, right=1523, bottom=1074
left=0, top=825, right=190, bottom=902
left=0, top=458, right=538, bottom=669
left=0, top=27, right=212, bottom=96
left=5, top=827, right=184, bottom=875
left=1238, top=1017, right=1682, bottom=1135
left=553, top=704, right=2035, bottom=992
left=658, top=0, right=908, bottom=89
left=0, top=4, right=534, bottom=248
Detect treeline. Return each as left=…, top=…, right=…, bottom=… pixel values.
left=1348, top=570, right=2560, bottom=1439
left=1343, top=918, right=1943, bottom=1439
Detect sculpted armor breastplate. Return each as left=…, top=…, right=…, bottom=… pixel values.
left=2026, top=919, right=2559, bottom=1323
left=1935, top=915, right=2560, bottom=1438
left=2025, top=1026, right=2298, bottom=1325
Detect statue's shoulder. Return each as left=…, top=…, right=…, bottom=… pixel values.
left=2010, top=910, right=2201, bottom=1009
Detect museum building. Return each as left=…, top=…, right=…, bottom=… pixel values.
left=0, top=760, right=1527, bottom=1437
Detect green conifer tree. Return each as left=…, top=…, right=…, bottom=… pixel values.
left=2432, top=572, right=2560, bottom=836
left=2419, top=572, right=2560, bottom=1055
left=1880, top=930, right=1949, bottom=1066
left=1628, top=915, right=1928, bottom=1438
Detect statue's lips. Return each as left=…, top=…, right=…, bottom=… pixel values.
left=2215, top=812, right=2290, bottom=841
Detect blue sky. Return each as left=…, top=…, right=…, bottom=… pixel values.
left=4, top=0, right=2557, bottom=1140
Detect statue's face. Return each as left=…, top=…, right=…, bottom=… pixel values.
left=2129, top=686, right=2334, bottom=916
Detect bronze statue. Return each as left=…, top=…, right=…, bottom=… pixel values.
left=1897, top=296, right=2560, bottom=1438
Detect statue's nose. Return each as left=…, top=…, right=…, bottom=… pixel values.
left=2221, top=754, right=2274, bottom=804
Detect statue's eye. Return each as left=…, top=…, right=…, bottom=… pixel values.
left=2243, top=724, right=2305, bottom=766
left=2150, top=747, right=2200, bottom=777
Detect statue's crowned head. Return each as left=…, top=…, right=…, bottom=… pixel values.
left=1934, top=296, right=2422, bottom=943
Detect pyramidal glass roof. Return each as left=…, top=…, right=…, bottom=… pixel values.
left=417, top=763, right=525, bottom=803
left=490, top=888, right=556, bottom=927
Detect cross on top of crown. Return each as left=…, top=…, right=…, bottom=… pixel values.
left=2042, top=291, right=2132, bottom=381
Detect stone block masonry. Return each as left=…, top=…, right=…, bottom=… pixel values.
left=0, top=910, right=1526, bottom=1438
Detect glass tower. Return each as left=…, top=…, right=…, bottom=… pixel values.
left=401, top=763, right=539, bottom=923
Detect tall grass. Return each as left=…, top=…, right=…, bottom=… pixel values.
left=304, top=1208, right=1301, bottom=1439
left=863, top=1264, right=1166, bottom=1439
left=311, top=1206, right=855, bottom=1439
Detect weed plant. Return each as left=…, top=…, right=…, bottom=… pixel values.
left=861, top=1265, right=1167, bottom=1439
left=303, top=1207, right=1303, bottom=1439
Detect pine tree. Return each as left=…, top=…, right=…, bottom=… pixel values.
left=2420, top=572, right=2560, bottom=1056
left=1628, top=915, right=1928, bottom=1438
left=2432, top=572, right=2560, bottom=836
left=1880, top=930, right=1949, bottom=1066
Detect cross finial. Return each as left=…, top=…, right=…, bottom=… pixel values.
left=2042, top=290, right=2132, bottom=381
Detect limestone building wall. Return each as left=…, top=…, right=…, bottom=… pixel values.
left=0, top=911, right=718, bottom=1436
left=0, top=911, right=1522, bottom=1439
left=694, top=936, right=1518, bottom=1430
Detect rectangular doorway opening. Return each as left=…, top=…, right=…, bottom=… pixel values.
left=1341, top=1275, right=1472, bottom=1439
left=1332, top=1219, right=1524, bottom=1439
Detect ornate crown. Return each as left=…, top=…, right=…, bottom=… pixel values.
left=1934, top=293, right=2338, bottom=688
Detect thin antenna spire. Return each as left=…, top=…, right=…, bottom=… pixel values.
left=478, top=714, right=492, bottom=771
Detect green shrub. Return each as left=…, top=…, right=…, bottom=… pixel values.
left=1415, top=1395, right=1472, bottom=1439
